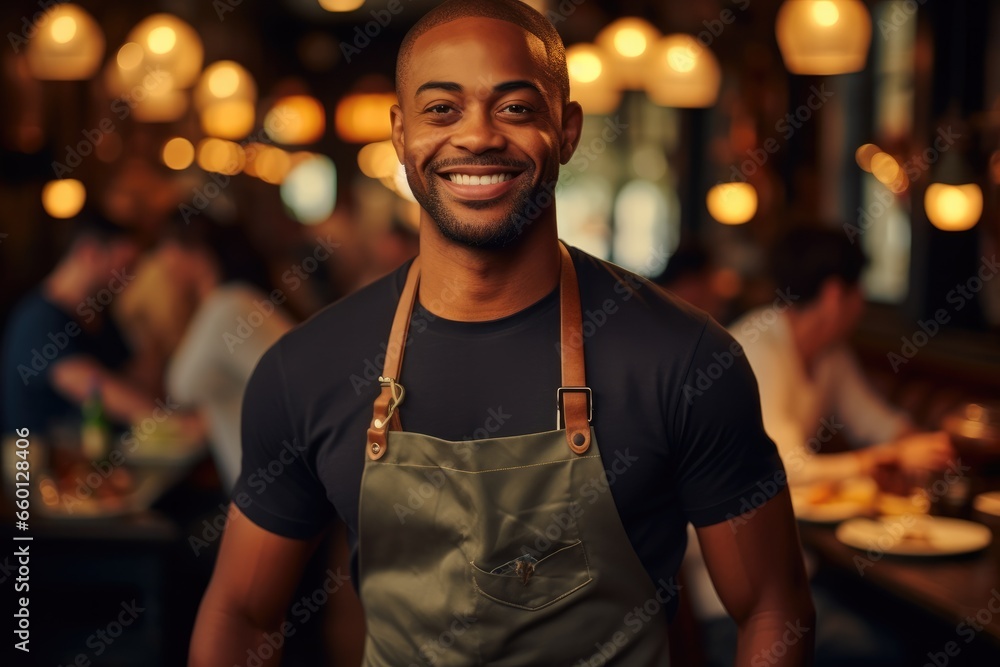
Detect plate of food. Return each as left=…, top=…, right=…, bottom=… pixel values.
left=789, top=478, right=879, bottom=523
left=835, top=516, right=993, bottom=556
left=35, top=463, right=138, bottom=519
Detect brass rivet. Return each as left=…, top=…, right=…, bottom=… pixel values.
left=572, top=433, right=585, bottom=447
left=371, top=443, right=381, bottom=454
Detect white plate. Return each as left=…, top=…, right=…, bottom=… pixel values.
left=836, top=516, right=993, bottom=556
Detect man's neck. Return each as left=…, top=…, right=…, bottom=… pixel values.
left=416, top=218, right=561, bottom=322
left=784, top=307, right=830, bottom=371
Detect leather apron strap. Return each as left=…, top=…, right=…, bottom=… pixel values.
left=366, top=242, right=591, bottom=460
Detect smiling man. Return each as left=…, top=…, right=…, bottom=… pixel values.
left=190, top=2, right=813, bottom=666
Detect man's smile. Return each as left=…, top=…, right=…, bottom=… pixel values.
left=434, top=164, right=527, bottom=201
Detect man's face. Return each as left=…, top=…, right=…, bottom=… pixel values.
left=392, top=17, right=580, bottom=249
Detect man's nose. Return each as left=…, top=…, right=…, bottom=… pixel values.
left=449, top=109, right=506, bottom=154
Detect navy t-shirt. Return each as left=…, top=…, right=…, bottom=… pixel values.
left=2, top=290, right=130, bottom=434
left=234, top=246, right=783, bottom=610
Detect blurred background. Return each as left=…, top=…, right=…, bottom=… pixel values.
left=0, top=0, right=999, bottom=665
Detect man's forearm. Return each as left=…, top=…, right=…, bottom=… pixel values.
left=189, top=606, right=285, bottom=667
left=734, top=605, right=816, bottom=667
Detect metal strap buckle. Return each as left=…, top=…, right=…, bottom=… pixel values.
left=556, top=386, right=593, bottom=429
left=373, top=376, right=405, bottom=429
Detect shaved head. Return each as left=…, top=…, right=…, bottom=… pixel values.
left=396, top=0, right=569, bottom=103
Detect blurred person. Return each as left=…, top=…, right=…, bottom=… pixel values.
left=191, top=2, right=813, bottom=666
left=731, top=227, right=953, bottom=487
left=163, top=226, right=294, bottom=491
left=686, top=227, right=955, bottom=667
left=1, top=212, right=199, bottom=440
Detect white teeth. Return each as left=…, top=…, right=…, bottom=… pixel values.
left=448, top=173, right=512, bottom=185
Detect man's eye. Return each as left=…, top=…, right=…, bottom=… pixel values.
left=427, top=105, right=453, bottom=114
left=501, top=104, right=531, bottom=114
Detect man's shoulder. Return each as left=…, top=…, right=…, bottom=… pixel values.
left=728, top=306, right=789, bottom=353
left=569, top=245, right=711, bottom=337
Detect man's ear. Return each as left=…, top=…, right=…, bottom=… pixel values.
left=390, top=103, right=405, bottom=164
left=559, top=101, right=584, bottom=165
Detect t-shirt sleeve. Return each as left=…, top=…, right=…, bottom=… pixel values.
left=231, top=340, right=334, bottom=539
left=673, top=319, right=785, bottom=527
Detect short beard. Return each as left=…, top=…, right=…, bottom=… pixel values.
left=407, top=157, right=553, bottom=250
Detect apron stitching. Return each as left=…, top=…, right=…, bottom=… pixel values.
left=471, top=578, right=595, bottom=611
left=377, top=456, right=602, bottom=474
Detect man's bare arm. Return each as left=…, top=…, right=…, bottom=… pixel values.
left=697, top=488, right=815, bottom=667
left=50, top=356, right=162, bottom=424
left=189, top=504, right=323, bottom=667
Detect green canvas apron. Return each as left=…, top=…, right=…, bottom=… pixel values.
left=358, top=243, right=672, bottom=666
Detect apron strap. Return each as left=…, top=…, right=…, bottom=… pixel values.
left=557, top=242, right=592, bottom=454
left=367, top=255, right=421, bottom=460
left=366, top=243, right=592, bottom=460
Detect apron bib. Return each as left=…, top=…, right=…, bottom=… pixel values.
left=357, top=243, right=671, bottom=666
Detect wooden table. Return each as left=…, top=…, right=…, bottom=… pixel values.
left=2, top=445, right=217, bottom=667
left=798, top=514, right=1000, bottom=646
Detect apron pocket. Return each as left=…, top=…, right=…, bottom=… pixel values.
left=471, top=540, right=592, bottom=611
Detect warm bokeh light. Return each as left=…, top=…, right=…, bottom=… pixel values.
left=871, top=152, right=901, bottom=184
left=666, top=45, right=697, bottom=73
left=116, top=42, right=143, bottom=70
left=208, top=67, right=240, bottom=98
left=595, top=17, right=661, bottom=89
left=197, top=138, right=246, bottom=175
left=566, top=44, right=621, bottom=115
left=776, top=0, right=872, bottom=74
left=335, top=92, right=396, bottom=143
left=706, top=182, right=758, bottom=225
left=812, top=1, right=840, bottom=26
left=162, top=137, right=195, bottom=170
left=51, top=16, right=77, bottom=44
left=614, top=28, right=648, bottom=58
left=255, top=146, right=294, bottom=184
left=245, top=143, right=294, bottom=184
left=125, top=14, right=203, bottom=88
left=870, top=152, right=909, bottom=193
left=147, top=26, right=177, bottom=54
left=42, top=179, right=86, bottom=219
left=281, top=155, right=337, bottom=224
left=318, top=0, right=366, bottom=11
left=195, top=61, right=257, bottom=110
left=265, top=96, right=326, bottom=145
left=924, top=183, right=983, bottom=232
left=200, top=100, right=256, bottom=140
left=855, top=143, right=881, bottom=172
left=26, top=4, right=105, bottom=80
left=129, top=70, right=189, bottom=122
left=357, top=141, right=400, bottom=179
left=568, top=49, right=603, bottom=83
left=645, top=35, right=721, bottom=108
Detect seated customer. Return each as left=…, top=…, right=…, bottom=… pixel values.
left=687, top=227, right=955, bottom=667
left=2, top=212, right=198, bottom=440
left=164, top=228, right=294, bottom=491
left=731, top=227, right=952, bottom=486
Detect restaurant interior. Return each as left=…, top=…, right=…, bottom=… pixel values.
left=1, top=0, right=999, bottom=665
